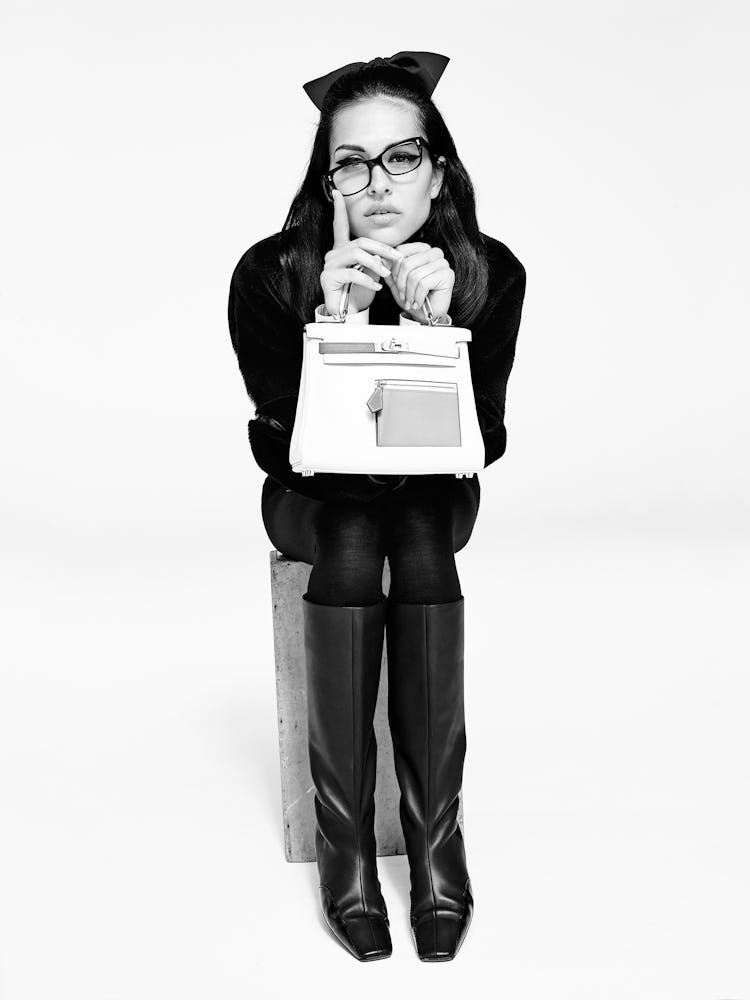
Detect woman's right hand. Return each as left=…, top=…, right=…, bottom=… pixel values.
left=320, top=189, right=404, bottom=317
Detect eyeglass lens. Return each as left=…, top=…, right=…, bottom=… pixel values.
left=332, top=140, right=422, bottom=195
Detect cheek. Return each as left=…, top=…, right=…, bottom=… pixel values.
left=405, top=174, right=435, bottom=212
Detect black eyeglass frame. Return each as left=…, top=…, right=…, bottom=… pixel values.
left=322, top=136, right=433, bottom=200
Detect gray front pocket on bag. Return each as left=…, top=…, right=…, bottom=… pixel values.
left=366, top=380, right=461, bottom=446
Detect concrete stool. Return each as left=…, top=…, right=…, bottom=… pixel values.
left=269, top=550, right=463, bottom=862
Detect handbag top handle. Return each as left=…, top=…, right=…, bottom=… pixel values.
left=333, top=264, right=444, bottom=325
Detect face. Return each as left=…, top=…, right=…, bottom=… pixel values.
left=328, top=97, right=445, bottom=246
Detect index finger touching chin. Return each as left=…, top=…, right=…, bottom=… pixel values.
left=332, top=190, right=351, bottom=248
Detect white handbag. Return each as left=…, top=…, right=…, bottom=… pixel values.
left=289, top=272, right=485, bottom=479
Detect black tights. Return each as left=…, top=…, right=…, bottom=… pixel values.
left=261, top=475, right=480, bottom=606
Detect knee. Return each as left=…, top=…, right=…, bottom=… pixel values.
left=307, top=505, right=388, bottom=606
left=314, top=504, right=388, bottom=559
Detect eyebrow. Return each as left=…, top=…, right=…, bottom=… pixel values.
left=333, top=138, right=415, bottom=155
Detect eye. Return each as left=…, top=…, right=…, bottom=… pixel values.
left=383, top=147, right=421, bottom=167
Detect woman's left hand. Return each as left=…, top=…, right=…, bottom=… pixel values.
left=382, top=242, right=454, bottom=321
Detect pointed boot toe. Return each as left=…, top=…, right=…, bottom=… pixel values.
left=412, top=891, right=474, bottom=962
left=319, top=886, right=392, bottom=961
left=344, top=914, right=393, bottom=961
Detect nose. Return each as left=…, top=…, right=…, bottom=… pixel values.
left=368, top=162, right=392, bottom=194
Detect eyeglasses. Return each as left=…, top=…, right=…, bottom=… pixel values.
left=323, top=136, right=432, bottom=198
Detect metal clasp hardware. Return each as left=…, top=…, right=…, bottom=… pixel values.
left=381, top=338, right=409, bottom=352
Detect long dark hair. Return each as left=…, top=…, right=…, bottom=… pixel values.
left=277, top=63, right=489, bottom=329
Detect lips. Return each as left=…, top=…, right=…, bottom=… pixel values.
left=366, top=207, right=399, bottom=216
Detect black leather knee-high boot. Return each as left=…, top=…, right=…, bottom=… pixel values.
left=302, top=592, right=392, bottom=961
left=386, top=596, right=474, bottom=961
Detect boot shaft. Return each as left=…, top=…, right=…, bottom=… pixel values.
left=302, top=593, right=389, bottom=922
left=385, top=597, right=470, bottom=919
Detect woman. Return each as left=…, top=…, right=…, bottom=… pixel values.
left=227, top=51, right=526, bottom=963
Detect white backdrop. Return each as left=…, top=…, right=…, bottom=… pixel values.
left=1, top=1, right=748, bottom=998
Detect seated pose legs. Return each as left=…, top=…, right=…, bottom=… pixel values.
left=262, top=476, right=476, bottom=960
left=384, top=487, right=474, bottom=961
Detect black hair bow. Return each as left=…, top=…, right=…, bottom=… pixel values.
left=302, top=50, right=450, bottom=111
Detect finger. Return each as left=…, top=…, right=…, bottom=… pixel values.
left=404, top=259, right=441, bottom=302
left=332, top=190, right=350, bottom=248
left=352, top=237, right=404, bottom=263
left=396, top=248, right=444, bottom=302
left=330, top=246, right=392, bottom=277
left=392, top=244, right=440, bottom=293
left=382, top=271, right=410, bottom=311
left=390, top=251, right=405, bottom=287
left=321, top=266, right=381, bottom=298
left=334, top=267, right=382, bottom=291
left=369, top=253, right=390, bottom=279
left=406, top=259, right=450, bottom=308
left=394, top=242, right=432, bottom=257
left=405, top=260, right=451, bottom=309
left=381, top=271, right=399, bottom=300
